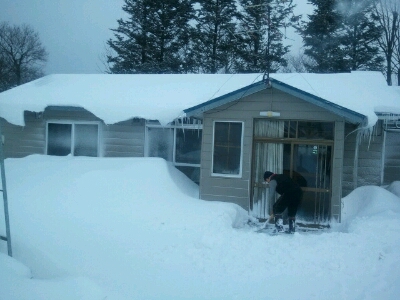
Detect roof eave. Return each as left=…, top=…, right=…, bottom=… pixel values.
left=184, top=76, right=367, bottom=125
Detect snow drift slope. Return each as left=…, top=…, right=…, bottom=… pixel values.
left=0, top=155, right=400, bottom=300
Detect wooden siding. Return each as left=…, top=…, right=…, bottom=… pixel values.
left=200, top=87, right=346, bottom=211
left=1, top=109, right=145, bottom=158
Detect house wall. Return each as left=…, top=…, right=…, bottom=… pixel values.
left=200, top=87, right=346, bottom=217
left=0, top=108, right=145, bottom=158
left=342, top=123, right=357, bottom=197
left=1, top=112, right=46, bottom=158
left=384, top=130, right=400, bottom=184
left=342, top=122, right=385, bottom=197
left=103, top=119, right=145, bottom=157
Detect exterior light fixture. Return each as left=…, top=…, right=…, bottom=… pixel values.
left=260, top=111, right=280, bottom=117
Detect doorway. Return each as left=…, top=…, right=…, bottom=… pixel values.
left=250, top=120, right=333, bottom=224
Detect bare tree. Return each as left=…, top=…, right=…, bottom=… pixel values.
left=0, top=22, right=48, bottom=91
left=393, top=24, right=400, bottom=85
left=374, top=0, right=400, bottom=85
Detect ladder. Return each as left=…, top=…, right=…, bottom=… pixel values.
left=0, top=122, right=12, bottom=256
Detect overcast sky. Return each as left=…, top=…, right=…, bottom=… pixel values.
left=1, top=0, right=309, bottom=75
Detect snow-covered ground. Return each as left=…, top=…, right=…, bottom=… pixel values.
left=1, top=155, right=400, bottom=300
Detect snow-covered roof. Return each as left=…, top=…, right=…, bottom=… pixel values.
left=0, top=73, right=263, bottom=126
left=185, top=71, right=400, bottom=127
left=270, top=72, right=400, bottom=126
left=0, top=72, right=399, bottom=127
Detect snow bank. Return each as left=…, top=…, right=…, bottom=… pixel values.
left=1, top=155, right=400, bottom=300
left=386, top=181, right=400, bottom=198
left=0, top=253, right=105, bottom=300
left=340, top=185, right=400, bottom=231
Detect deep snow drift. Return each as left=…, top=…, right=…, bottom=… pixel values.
left=1, top=155, right=400, bottom=299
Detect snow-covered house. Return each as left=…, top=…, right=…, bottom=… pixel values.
left=0, top=72, right=399, bottom=223
left=0, top=74, right=261, bottom=183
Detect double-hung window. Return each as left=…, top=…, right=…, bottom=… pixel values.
left=212, top=121, right=243, bottom=177
left=47, top=122, right=100, bottom=157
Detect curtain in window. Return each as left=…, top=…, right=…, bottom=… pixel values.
left=251, top=120, right=284, bottom=219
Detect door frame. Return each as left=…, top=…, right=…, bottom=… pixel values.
left=250, top=137, right=334, bottom=224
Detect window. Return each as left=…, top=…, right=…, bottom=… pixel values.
left=146, top=119, right=202, bottom=184
left=147, top=127, right=174, bottom=161
left=212, top=121, right=243, bottom=176
left=281, top=121, right=334, bottom=140
left=175, top=128, right=201, bottom=164
left=47, top=122, right=99, bottom=157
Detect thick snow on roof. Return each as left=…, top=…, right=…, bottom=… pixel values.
left=0, top=73, right=263, bottom=126
left=0, top=72, right=398, bottom=127
left=270, top=72, right=400, bottom=127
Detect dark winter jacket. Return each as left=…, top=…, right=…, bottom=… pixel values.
left=270, top=174, right=301, bottom=195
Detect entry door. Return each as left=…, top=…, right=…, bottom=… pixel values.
left=250, top=142, right=332, bottom=223
left=292, top=144, right=332, bottom=223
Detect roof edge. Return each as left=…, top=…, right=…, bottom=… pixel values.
left=184, top=80, right=267, bottom=117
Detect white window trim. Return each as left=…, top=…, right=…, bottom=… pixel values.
left=46, top=120, right=102, bottom=157
left=211, top=120, right=244, bottom=178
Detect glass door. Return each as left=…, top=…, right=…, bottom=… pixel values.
left=250, top=142, right=332, bottom=223
left=251, top=120, right=334, bottom=224
left=291, top=144, right=332, bottom=222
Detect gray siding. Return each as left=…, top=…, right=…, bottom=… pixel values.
left=342, top=122, right=385, bottom=197
left=331, top=121, right=345, bottom=221
left=384, top=131, right=400, bottom=184
left=1, top=112, right=46, bottom=158
left=342, top=123, right=358, bottom=196
left=1, top=108, right=145, bottom=158
left=103, top=119, right=145, bottom=157
left=357, top=132, right=384, bottom=187
left=43, top=108, right=101, bottom=122
left=200, top=88, right=345, bottom=211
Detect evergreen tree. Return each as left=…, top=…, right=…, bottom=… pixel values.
left=300, top=0, right=348, bottom=73
left=235, top=0, right=296, bottom=73
left=107, top=0, right=194, bottom=74
left=339, top=0, right=383, bottom=71
left=193, top=0, right=238, bottom=73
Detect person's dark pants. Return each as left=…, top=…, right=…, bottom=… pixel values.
left=273, top=187, right=303, bottom=218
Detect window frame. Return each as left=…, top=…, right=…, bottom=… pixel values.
left=46, top=120, right=101, bottom=157
left=211, top=120, right=244, bottom=178
left=145, top=121, right=202, bottom=168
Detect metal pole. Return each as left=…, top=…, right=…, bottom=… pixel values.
left=0, top=123, right=12, bottom=256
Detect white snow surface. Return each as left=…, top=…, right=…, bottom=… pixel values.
left=0, top=72, right=399, bottom=127
left=271, top=72, right=400, bottom=126
left=1, top=155, right=400, bottom=300
left=0, top=73, right=263, bottom=126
